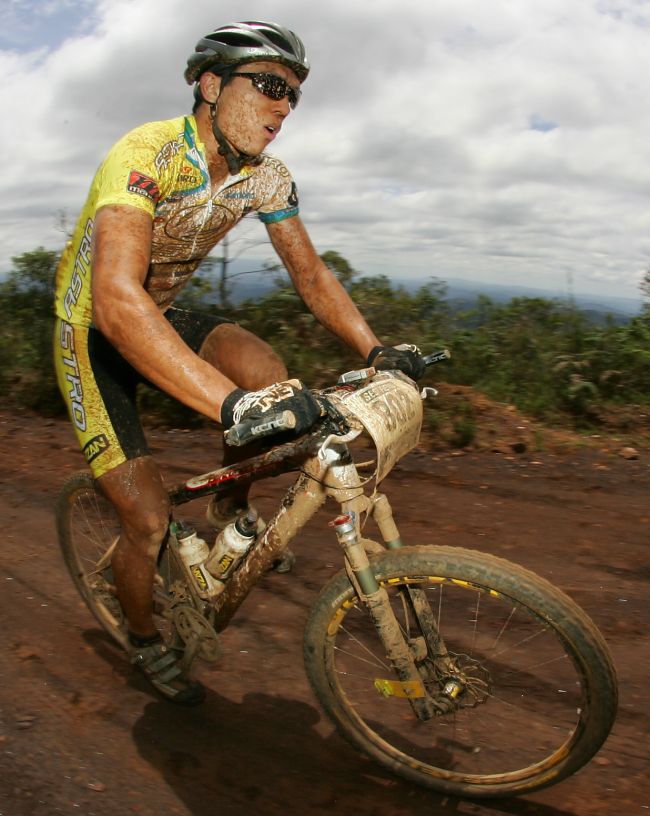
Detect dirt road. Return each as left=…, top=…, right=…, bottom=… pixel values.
left=0, top=411, right=648, bottom=816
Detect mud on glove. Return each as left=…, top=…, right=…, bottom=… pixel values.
left=221, top=379, right=322, bottom=437
left=367, top=344, right=427, bottom=380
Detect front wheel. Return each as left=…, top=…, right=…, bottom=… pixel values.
left=304, top=546, right=617, bottom=798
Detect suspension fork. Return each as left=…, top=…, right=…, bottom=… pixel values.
left=371, top=493, right=455, bottom=673
left=330, top=512, right=435, bottom=720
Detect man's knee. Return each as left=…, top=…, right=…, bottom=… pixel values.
left=121, top=502, right=170, bottom=554
left=199, top=323, right=288, bottom=389
left=98, top=457, right=170, bottom=555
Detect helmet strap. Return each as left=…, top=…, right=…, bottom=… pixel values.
left=208, top=87, right=264, bottom=176
left=209, top=102, right=247, bottom=175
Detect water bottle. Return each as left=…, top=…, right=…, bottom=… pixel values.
left=204, top=508, right=259, bottom=580
left=175, top=522, right=223, bottom=599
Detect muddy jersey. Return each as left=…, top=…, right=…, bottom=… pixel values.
left=54, top=114, right=299, bottom=327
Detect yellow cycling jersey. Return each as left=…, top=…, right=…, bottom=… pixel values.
left=54, top=114, right=299, bottom=326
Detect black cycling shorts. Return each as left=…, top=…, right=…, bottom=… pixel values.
left=53, top=307, right=232, bottom=477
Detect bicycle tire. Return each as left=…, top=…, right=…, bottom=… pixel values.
left=303, top=545, right=617, bottom=798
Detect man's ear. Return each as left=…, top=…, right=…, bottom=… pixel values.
left=199, top=71, right=221, bottom=105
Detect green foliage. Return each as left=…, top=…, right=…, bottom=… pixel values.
left=321, top=250, right=358, bottom=289
left=233, top=269, right=451, bottom=387
left=423, top=391, right=478, bottom=449
left=641, top=268, right=650, bottom=302
left=0, top=247, right=63, bottom=412
left=2, top=243, right=648, bottom=442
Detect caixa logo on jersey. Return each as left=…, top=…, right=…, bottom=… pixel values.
left=127, top=170, right=161, bottom=203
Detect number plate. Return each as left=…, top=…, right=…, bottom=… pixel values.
left=333, top=376, right=422, bottom=482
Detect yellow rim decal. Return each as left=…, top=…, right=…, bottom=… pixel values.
left=331, top=575, right=504, bottom=636
left=374, top=678, right=427, bottom=699
left=378, top=575, right=501, bottom=598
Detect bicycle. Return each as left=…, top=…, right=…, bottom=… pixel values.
left=55, top=352, right=617, bottom=799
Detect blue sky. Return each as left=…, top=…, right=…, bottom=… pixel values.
left=1, top=0, right=649, bottom=303
left=0, top=0, right=97, bottom=51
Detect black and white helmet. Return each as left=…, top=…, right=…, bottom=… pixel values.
left=185, top=21, right=309, bottom=85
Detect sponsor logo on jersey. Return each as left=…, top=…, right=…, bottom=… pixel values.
left=127, top=171, right=161, bottom=203
left=63, top=218, right=93, bottom=320
left=154, top=137, right=183, bottom=173
left=83, top=433, right=110, bottom=464
left=288, top=182, right=298, bottom=207
left=59, top=320, right=86, bottom=432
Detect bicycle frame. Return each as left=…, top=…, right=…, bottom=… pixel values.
left=164, top=371, right=443, bottom=720
left=166, top=370, right=423, bottom=631
left=167, top=436, right=378, bottom=631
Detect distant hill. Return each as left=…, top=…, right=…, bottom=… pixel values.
left=211, top=266, right=642, bottom=324
left=433, top=278, right=641, bottom=319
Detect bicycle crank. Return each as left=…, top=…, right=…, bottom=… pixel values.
left=172, top=605, right=221, bottom=668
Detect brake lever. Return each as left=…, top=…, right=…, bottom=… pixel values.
left=318, top=428, right=363, bottom=461
left=420, top=386, right=438, bottom=399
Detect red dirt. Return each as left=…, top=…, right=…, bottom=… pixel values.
left=0, top=409, right=648, bottom=816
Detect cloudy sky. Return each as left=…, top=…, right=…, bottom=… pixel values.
left=1, top=0, right=649, bottom=303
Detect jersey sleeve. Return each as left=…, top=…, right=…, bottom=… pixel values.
left=256, top=157, right=300, bottom=224
left=94, top=123, right=172, bottom=216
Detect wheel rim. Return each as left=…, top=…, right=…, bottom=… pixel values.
left=326, top=573, right=589, bottom=788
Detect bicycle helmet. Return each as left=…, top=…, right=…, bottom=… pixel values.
left=185, top=21, right=309, bottom=85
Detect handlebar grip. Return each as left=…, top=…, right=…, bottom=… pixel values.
left=224, top=409, right=297, bottom=447
left=423, top=348, right=451, bottom=366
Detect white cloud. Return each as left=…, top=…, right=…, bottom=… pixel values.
left=1, top=0, right=648, bottom=302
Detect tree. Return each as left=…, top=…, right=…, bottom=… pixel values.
left=207, top=218, right=280, bottom=309
left=641, top=269, right=650, bottom=303
left=0, top=247, right=62, bottom=410
left=321, top=250, right=358, bottom=289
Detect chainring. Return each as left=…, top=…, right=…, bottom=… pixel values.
left=172, top=604, right=221, bottom=663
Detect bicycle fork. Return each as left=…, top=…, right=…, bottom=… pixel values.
left=324, top=447, right=456, bottom=720
left=331, top=512, right=436, bottom=721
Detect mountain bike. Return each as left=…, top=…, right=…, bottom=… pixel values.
left=55, top=353, right=617, bottom=799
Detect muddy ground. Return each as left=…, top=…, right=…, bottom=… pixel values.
left=0, top=409, right=648, bottom=816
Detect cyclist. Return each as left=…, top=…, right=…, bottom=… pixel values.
left=53, top=20, right=426, bottom=705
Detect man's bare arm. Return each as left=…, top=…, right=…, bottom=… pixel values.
left=91, top=205, right=236, bottom=422
left=266, top=216, right=380, bottom=360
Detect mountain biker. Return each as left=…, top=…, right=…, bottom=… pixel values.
left=53, top=20, right=426, bottom=706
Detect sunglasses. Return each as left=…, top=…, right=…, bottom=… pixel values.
left=231, top=72, right=302, bottom=109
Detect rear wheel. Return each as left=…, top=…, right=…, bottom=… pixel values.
left=56, top=472, right=178, bottom=650
left=304, top=545, right=617, bottom=798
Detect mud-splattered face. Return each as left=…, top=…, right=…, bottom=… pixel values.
left=213, top=61, right=300, bottom=157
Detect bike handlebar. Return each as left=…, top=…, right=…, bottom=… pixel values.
left=223, top=348, right=450, bottom=447
left=423, top=348, right=451, bottom=366
left=223, top=409, right=297, bottom=446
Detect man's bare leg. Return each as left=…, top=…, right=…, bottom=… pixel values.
left=198, top=323, right=297, bottom=571
left=98, top=456, right=170, bottom=638
left=99, top=456, right=204, bottom=704
left=198, top=322, right=288, bottom=391
left=199, top=322, right=288, bottom=513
